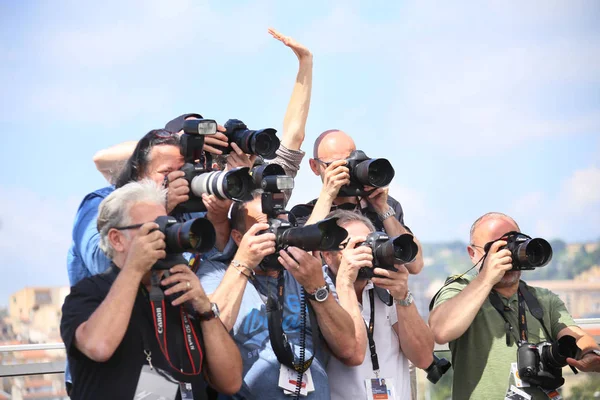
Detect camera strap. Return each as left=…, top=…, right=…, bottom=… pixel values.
left=148, top=272, right=204, bottom=376
left=488, top=281, right=552, bottom=346
left=364, top=289, right=381, bottom=377
left=265, top=272, right=318, bottom=373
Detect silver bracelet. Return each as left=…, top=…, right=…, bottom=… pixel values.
left=378, top=206, right=396, bottom=221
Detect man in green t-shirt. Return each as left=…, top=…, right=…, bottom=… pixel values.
left=429, top=212, right=600, bottom=399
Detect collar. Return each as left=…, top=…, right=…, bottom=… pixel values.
left=205, top=237, right=238, bottom=262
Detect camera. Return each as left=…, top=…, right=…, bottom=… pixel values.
left=260, top=217, right=349, bottom=270
left=172, top=119, right=254, bottom=214
left=218, top=119, right=280, bottom=159
left=425, top=355, right=452, bottom=384
left=517, top=335, right=578, bottom=390
left=357, top=232, right=418, bottom=279
left=152, top=215, right=216, bottom=270
left=483, top=231, right=553, bottom=271
left=337, top=150, right=395, bottom=197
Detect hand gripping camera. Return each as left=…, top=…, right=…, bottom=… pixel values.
left=172, top=119, right=254, bottom=214
left=151, top=215, right=216, bottom=270
left=517, top=335, right=579, bottom=390
left=256, top=164, right=349, bottom=270
left=337, top=150, right=395, bottom=197
left=357, top=232, right=418, bottom=279
left=216, top=119, right=281, bottom=160
left=483, top=231, right=553, bottom=271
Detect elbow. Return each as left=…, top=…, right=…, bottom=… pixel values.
left=431, top=328, right=451, bottom=345
left=216, top=376, right=242, bottom=396
left=337, top=342, right=364, bottom=367
left=86, top=340, right=115, bottom=363
left=92, top=150, right=105, bottom=169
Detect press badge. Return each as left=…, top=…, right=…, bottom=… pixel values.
left=278, top=365, right=315, bottom=396
left=504, top=385, right=532, bottom=400
left=509, top=362, right=530, bottom=388
left=179, top=382, right=194, bottom=400
left=365, top=377, right=396, bottom=400
left=134, top=364, right=179, bottom=400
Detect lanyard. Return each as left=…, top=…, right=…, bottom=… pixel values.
left=147, top=272, right=204, bottom=376
left=263, top=272, right=318, bottom=373
left=488, top=281, right=552, bottom=346
left=364, top=289, right=381, bottom=376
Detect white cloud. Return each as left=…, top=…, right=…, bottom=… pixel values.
left=563, top=167, right=600, bottom=210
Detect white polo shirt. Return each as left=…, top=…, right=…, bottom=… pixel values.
left=327, top=281, right=410, bottom=400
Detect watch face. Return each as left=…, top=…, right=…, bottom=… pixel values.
left=315, top=287, right=329, bottom=302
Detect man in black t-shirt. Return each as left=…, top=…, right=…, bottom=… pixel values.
left=60, top=180, right=242, bottom=400
left=290, top=129, right=423, bottom=274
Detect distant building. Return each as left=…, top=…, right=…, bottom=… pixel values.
left=527, top=280, right=600, bottom=319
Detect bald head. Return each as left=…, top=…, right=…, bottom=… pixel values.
left=313, top=129, right=356, bottom=159
left=470, top=212, right=520, bottom=246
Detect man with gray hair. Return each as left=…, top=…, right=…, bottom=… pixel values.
left=321, top=210, right=434, bottom=400
left=429, top=212, right=600, bottom=399
left=60, top=180, right=243, bottom=400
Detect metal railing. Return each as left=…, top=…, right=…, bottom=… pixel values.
left=1, top=318, right=598, bottom=378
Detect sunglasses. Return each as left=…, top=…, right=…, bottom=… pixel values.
left=113, top=223, right=145, bottom=231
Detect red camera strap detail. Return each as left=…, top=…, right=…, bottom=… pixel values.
left=150, top=299, right=203, bottom=376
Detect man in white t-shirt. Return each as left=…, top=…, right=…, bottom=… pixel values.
left=321, top=210, right=434, bottom=400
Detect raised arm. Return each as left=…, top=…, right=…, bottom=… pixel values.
left=268, top=28, right=313, bottom=151
left=93, top=141, right=137, bottom=183
left=429, top=241, right=511, bottom=344
left=279, top=247, right=358, bottom=365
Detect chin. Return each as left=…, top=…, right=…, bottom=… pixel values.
left=495, top=271, right=521, bottom=288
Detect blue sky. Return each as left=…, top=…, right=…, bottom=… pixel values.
left=0, top=0, right=599, bottom=304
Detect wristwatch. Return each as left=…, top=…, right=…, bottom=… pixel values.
left=394, top=290, right=414, bottom=307
left=378, top=206, right=396, bottom=221
left=198, top=303, right=220, bottom=321
left=306, top=285, right=330, bottom=302
left=588, top=349, right=600, bottom=357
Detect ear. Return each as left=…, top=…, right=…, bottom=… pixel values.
left=109, top=229, right=127, bottom=253
left=467, top=245, right=476, bottom=262
left=231, top=229, right=243, bottom=247
left=309, top=158, right=320, bottom=176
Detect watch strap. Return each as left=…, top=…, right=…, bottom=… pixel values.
left=394, top=290, right=413, bottom=307
left=198, top=303, right=219, bottom=321
left=378, top=206, right=396, bottom=221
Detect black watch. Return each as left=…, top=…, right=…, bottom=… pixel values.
left=305, top=285, right=329, bottom=302
left=198, top=303, right=220, bottom=321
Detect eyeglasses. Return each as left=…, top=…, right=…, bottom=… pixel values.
left=314, top=158, right=336, bottom=168
left=114, top=223, right=144, bottom=231
left=471, top=244, right=486, bottom=253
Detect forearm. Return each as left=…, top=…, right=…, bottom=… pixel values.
left=281, top=59, right=313, bottom=150
left=200, top=318, right=243, bottom=394
left=93, top=141, right=137, bottom=182
left=394, top=304, right=434, bottom=369
left=335, top=280, right=367, bottom=365
left=310, top=295, right=356, bottom=362
left=429, top=276, right=492, bottom=344
left=75, top=268, right=143, bottom=361
left=305, top=192, right=334, bottom=225
left=209, top=219, right=231, bottom=252
left=382, top=218, right=424, bottom=274
left=206, top=265, right=248, bottom=331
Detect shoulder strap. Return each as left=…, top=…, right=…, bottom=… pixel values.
left=518, top=281, right=553, bottom=340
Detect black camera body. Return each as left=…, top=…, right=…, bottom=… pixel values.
left=425, top=355, right=452, bottom=384
left=172, top=119, right=254, bottom=214
left=517, top=335, right=578, bottom=390
left=218, top=119, right=280, bottom=160
left=357, top=231, right=418, bottom=279
left=483, top=231, right=553, bottom=271
left=337, top=150, right=395, bottom=197
left=152, top=215, right=216, bottom=270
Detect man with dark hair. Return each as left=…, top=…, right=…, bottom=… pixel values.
left=321, top=210, right=433, bottom=400
left=429, top=212, right=600, bottom=399
left=197, top=194, right=358, bottom=399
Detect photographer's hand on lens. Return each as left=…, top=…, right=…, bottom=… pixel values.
left=336, top=236, right=373, bottom=286
left=278, top=247, right=326, bottom=294
left=321, top=160, right=350, bottom=199
left=165, top=171, right=190, bottom=213
left=364, top=185, right=390, bottom=214
left=202, top=124, right=229, bottom=155
left=202, top=194, right=232, bottom=224
left=234, top=223, right=277, bottom=270
left=225, top=142, right=257, bottom=170
left=268, top=28, right=312, bottom=62
left=161, top=264, right=212, bottom=313
left=371, top=264, right=409, bottom=301
left=123, top=222, right=166, bottom=275
left=566, top=352, right=600, bottom=373
left=477, top=240, right=512, bottom=287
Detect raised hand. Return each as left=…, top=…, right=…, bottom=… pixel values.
left=268, top=28, right=312, bottom=61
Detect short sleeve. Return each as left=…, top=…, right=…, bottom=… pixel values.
left=548, top=291, right=577, bottom=338
left=431, top=279, right=469, bottom=310
left=60, top=279, right=106, bottom=359
left=269, top=145, right=306, bottom=206
left=197, top=260, right=227, bottom=295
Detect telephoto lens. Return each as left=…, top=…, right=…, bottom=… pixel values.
left=224, top=119, right=280, bottom=159
left=190, top=167, right=253, bottom=201
left=155, top=215, right=216, bottom=254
